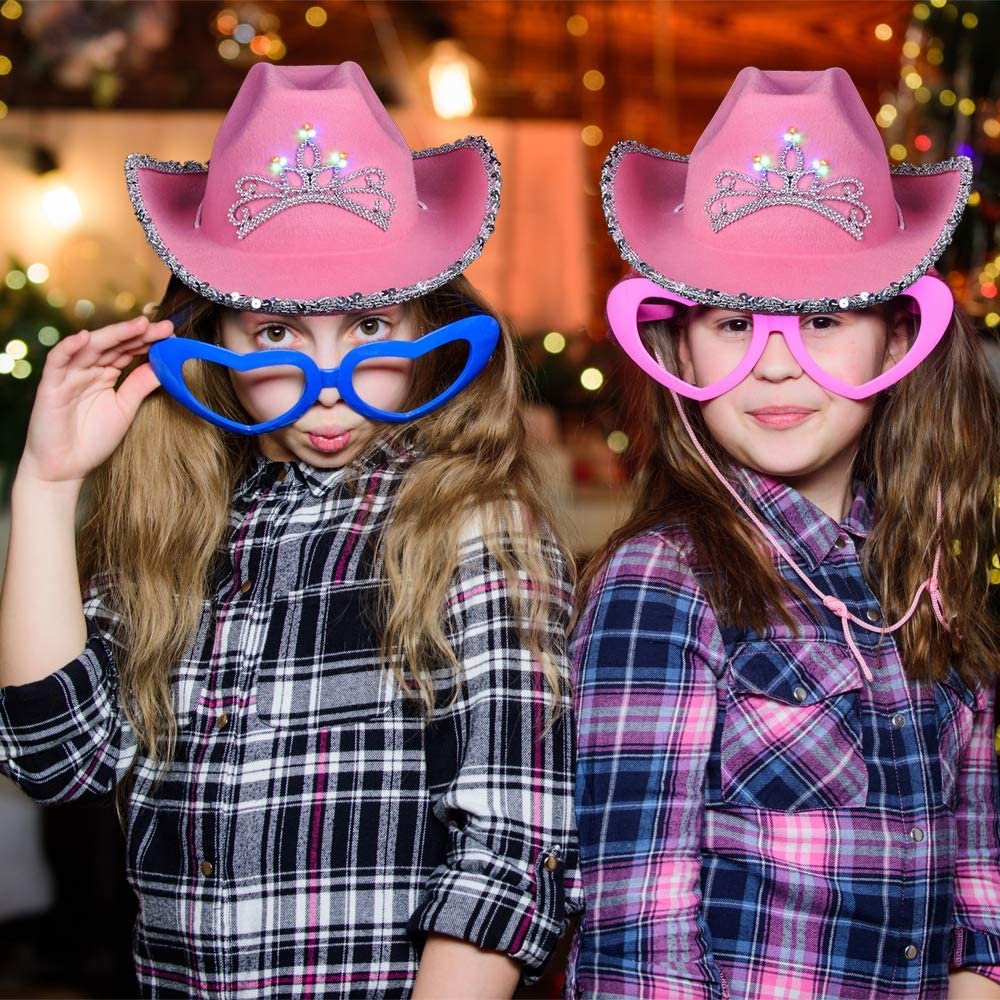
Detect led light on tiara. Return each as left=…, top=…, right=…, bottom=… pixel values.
left=813, top=158, right=831, bottom=177
left=296, top=122, right=317, bottom=140
left=269, top=155, right=288, bottom=176
left=327, top=149, right=349, bottom=169
left=783, top=127, right=803, bottom=145
left=752, top=153, right=772, bottom=172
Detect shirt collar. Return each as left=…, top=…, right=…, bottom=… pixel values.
left=732, top=466, right=874, bottom=572
left=234, top=435, right=417, bottom=502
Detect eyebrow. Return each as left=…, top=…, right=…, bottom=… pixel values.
left=238, top=305, right=404, bottom=328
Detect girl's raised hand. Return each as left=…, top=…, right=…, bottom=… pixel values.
left=18, top=315, right=175, bottom=487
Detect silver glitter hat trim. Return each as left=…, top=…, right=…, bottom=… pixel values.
left=124, top=135, right=501, bottom=315
left=601, top=139, right=973, bottom=315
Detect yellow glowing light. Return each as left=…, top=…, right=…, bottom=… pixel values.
left=990, top=569, right=1000, bottom=586
left=902, top=40, right=921, bottom=59
left=0, top=100, right=7, bottom=120
left=427, top=41, right=476, bottom=119
left=5, top=270, right=26, bottom=290
left=305, top=6, right=327, bottom=27
left=607, top=431, right=629, bottom=454
left=46, top=290, right=66, bottom=308
left=5, top=339, right=27, bottom=359
left=927, top=47, right=944, bottom=65
left=939, top=89, right=957, bottom=107
left=0, top=55, right=11, bottom=75
left=968, top=191, right=981, bottom=206
left=583, top=69, right=605, bottom=91
left=114, top=291, right=136, bottom=313
left=961, top=11, right=978, bottom=27
left=930, top=0, right=946, bottom=7
left=37, top=326, right=59, bottom=346
left=915, top=87, right=931, bottom=104
left=11, top=359, right=31, bottom=379
left=26, top=262, right=48, bottom=284
left=874, top=23, right=893, bottom=40
left=889, top=144, right=908, bottom=162
left=986, top=313, right=1000, bottom=328
left=41, top=183, right=82, bottom=229
left=580, top=367, right=604, bottom=391
left=984, top=118, right=1000, bottom=138
left=913, top=1, right=930, bottom=16
left=267, top=36, right=286, bottom=60
left=218, top=38, right=240, bottom=60
left=0, top=355, right=12, bottom=374
left=543, top=331, right=566, bottom=354
left=566, top=14, right=588, bottom=36
left=582, top=125, right=604, bottom=146
left=958, top=98, right=976, bottom=116
left=904, top=72, right=923, bottom=90
left=0, top=0, right=22, bottom=19
left=74, top=299, right=95, bottom=319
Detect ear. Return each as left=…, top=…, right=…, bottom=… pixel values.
left=882, top=309, right=912, bottom=372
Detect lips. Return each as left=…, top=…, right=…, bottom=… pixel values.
left=305, top=428, right=352, bottom=454
left=747, top=406, right=816, bottom=429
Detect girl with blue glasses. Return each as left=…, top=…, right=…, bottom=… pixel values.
left=0, top=62, right=580, bottom=999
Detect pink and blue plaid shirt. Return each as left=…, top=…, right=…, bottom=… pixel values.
left=569, top=468, right=1000, bottom=999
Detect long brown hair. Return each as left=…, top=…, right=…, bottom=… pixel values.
left=78, top=274, right=571, bottom=783
left=577, top=299, right=1000, bottom=687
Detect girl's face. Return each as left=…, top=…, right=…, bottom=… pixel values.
left=219, top=305, right=416, bottom=469
left=677, top=306, right=910, bottom=504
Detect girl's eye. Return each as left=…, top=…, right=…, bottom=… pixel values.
left=718, top=317, right=752, bottom=335
left=804, top=315, right=840, bottom=331
left=354, top=316, right=390, bottom=340
left=256, top=324, right=296, bottom=349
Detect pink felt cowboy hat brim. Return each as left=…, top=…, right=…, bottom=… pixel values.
left=603, top=140, right=972, bottom=315
left=125, top=136, right=499, bottom=315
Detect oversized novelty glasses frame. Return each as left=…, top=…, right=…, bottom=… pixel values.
left=149, top=313, right=500, bottom=435
left=606, top=274, right=954, bottom=401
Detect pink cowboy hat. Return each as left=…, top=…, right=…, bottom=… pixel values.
left=124, top=62, right=500, bottom=314
left=602, top=66, right=972, bottom=313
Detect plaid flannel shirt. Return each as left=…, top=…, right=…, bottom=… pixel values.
left=569, top=468, right=1000, bottom=999
left=0, top=439, right=581, bottom=998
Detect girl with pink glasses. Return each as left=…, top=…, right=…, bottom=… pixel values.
left=571, top=68, right=1000, bottom=1000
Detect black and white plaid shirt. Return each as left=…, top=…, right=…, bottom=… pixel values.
left=0, top=439, right=581, bottom=998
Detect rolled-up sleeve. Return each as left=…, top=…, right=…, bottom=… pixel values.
left=408, top=527, right=581, bottom=983
left=570, top=531, right=727, bottom=1000
left=0, top=577, right=135, bottom=803
left=950, top=681, right=1000, bottom=984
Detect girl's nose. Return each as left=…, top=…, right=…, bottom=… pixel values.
left=753, top=330, right=803, bottom=383
left=317, top=386, right=342, bottom=407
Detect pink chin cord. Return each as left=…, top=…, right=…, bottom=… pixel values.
left=670, top=389, right=950, bottom=684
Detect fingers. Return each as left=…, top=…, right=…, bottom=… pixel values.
left=73, top=316, right=173, bottom=367
left=114, top=361, right=162, bottom=421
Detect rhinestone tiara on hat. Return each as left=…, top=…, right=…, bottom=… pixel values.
left=227, top=122, right=398, bottom=240
left=705, top=126, right=872, bottom=241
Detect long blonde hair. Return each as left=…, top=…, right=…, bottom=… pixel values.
left=78, top=274, right=571, bottom=779
left=577, top=299, right=1000, bottom=688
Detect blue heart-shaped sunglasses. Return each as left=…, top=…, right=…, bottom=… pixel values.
left=149, top=311, right=501, bottom=435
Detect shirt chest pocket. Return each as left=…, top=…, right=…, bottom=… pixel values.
left=720, top=640, right=869, bottom=812
left=933, top=667, right=983, bottom=810
left=253, top=585, right=395, bottom=730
